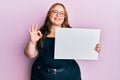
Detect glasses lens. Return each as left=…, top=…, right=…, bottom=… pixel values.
left=51, top=10, right=65, bottom=17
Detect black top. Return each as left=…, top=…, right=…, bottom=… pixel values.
left=37, top=37, right=74, bottom=68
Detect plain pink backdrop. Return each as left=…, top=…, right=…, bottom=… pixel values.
left=0, top=0, right=120, bottom=80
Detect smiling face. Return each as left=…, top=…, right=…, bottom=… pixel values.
left=40, top=3, right=70, bottom=39
left=49, top=5, right=65, bottom=27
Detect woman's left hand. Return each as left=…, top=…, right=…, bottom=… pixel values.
left=95, top=43, right=101, bottom=53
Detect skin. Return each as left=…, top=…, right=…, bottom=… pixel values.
left=24, top=5, right=101, bottom=58
left=47, top=5, right=65, bottom=37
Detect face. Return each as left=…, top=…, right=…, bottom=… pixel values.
left=49, top=5, right=65, bottom=27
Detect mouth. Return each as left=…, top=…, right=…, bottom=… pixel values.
left=54, top=17, right=61, bottom=21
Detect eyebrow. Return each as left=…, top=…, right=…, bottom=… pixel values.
left=52, top=9, right=64, bottom=12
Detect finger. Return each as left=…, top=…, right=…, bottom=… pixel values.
left=96, top=43, right=101, bottom=48
left=37, top=31, right=41, bottom=35
left=28, top=28, right=32, bottom=35
left=97, top=49, right=101, bottom=53
left=32, top=24, right=35, bottom=32
left=95, top=47, right=101, bottom=53
left=34, top=24, right=38, bottom=31
left=38, top=31, right=42, bottom=37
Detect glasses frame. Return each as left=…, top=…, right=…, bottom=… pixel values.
left=51, top=10, right=65, bottom=17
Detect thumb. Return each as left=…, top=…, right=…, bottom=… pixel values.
left=38, top=31, right=42, bottom=37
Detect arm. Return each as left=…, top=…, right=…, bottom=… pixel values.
left=24, top=41, right=38, bottom=58
left=24, top=24, right=42, bottom=59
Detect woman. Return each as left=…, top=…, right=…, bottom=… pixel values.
left=24, top=3, right=101, bottom=80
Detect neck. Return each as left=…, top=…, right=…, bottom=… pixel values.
left=51, top=25, right=62, bottom=29
left=47, top=25, right=61, bottom=37
left=51, top=25, right=61, bottom=32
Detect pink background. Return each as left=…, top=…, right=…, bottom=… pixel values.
left=0, top=0, right=120, bottom=80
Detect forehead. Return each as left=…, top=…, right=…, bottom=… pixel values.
left=52, top=5, right=65, bottom=12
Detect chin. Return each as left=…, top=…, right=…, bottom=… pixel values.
left=53, top=23, right=62, bottom=26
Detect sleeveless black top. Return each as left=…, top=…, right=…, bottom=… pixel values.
left=31, top=37, right=81, bottom=80
left=35, top=37, right=74, bottom=68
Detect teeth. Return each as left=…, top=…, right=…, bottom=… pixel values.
left=55, top=18, right=59, bottom=21
left=55, top=19, right=59, bottom=21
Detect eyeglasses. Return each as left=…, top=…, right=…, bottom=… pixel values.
left=51, top=10, right=65, bottom=17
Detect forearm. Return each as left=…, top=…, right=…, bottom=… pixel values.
left=24, top=41, right=38, bottom=58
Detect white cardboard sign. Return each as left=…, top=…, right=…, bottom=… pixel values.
left=54, top=28, right=101, bottom=60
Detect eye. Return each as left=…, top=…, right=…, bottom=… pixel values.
left=60, top=12, right=64, bottom=15
left=51, top=10, right=57, bottom=14
left=51, top=10, right=65, bottom=17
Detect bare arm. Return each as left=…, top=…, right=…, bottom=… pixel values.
left=24, top=24, right=42, bottom=59
left=24, top=41, right=38, bottom=58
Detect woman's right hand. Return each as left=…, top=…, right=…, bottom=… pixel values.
left=28, top=24, right=42, bottom=44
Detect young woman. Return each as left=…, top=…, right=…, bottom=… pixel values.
left=24, top=3, right=101, bottom=80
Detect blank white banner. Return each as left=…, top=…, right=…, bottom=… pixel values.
left=54, top=28, right=101, bottom=60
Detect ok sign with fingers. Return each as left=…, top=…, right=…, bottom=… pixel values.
left=28, top=24, right=42, bottom=44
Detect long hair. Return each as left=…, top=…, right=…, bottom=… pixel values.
left=41, top=3, right=71, bottom=38
left=37, top=3, right=71, bottom=51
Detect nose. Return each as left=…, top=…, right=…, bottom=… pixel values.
left=56, top=12, right=60, bottom=17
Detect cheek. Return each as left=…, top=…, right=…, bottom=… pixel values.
left=60, top=19, right=64, bottom=24
left=60, top=18, right=65, bottom=22
left=49, top=15, right=54, bottom=22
